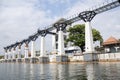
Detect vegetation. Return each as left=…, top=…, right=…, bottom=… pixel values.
left=0, top=55, right=4, bottom=59
left=66, top=24, right=103, bottom=52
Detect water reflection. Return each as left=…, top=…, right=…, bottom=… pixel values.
left=1, top=62, right=120, bottom=80
left=85, top=63, right=94, bottom=80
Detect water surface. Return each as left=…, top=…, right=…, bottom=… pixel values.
left=0, top=62, right=120, bottom=80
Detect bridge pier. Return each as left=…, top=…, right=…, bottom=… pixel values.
left=24, top=43, right=30, bottom=63
left=53, top=19, right=69, bottom=63
left=12, top=48, right=16, bottom=62
left=56, top=29, right=68, bottom=62
left=52, top=29, right=57, bottom=54
left=39, top=36, right=49, bottom=63
left=4, top=49, right=8, bottom=62
left=8, top=50, right=12, bottom=62
left=79, top=11, right=98, bottom=61
left=30, top=41, right=38, bottom=63
left=17, top=46, right=22, bottom=62
left=83, top=22, right=98, bottom=61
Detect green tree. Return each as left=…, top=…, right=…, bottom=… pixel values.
left=66, top=24, right=103, bottom=52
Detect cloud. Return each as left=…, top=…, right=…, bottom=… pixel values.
left=0, top=0, right=120, bottom=55
left=0, top=0, right=57, bottom=54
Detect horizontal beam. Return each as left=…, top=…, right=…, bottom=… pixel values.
left=94, top=0, right=120, bottom=14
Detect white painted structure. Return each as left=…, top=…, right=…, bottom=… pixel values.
left=12, top=48, right=16, bottom=59
left=58, top=29, right=65, bottom=55
left=24, top=45, right=29, bottom=58
left=52, top=29, right=57, bottom=53
left=98, top=53, right=120, bottom=61
left=8, top=50, right=11, bottom=59
left=4, top=51, right=7, bottom=60
left=40, top=36, right=45, bottom=57
left=31, top=41, right=35, bottom=58
left=85, top=22, right=94, bottom=53
left=18, top=48, right=21, bottom=59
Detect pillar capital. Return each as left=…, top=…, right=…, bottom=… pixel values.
left=41, top=30, right=47, bottom=37
left=25, top=43, right=29, bottom=48
left=18, top=45, right=21, bottom=49
left=79, top=11, right=96, bottom=22
left=9, top=49, right=11, bottom=52
left=54, top=23, right=67, bottom=31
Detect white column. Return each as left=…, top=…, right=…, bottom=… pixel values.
left=25, top=48, right=28, bottom=58
left=12, top=48, right=16, bottom=59
left=85, top=22, right=94, bottom=53
left=40, top=36, right=45, bottom=57
left=4, top=51, right=7, bottom=60
left=18, top=48, right=21, bottom=59
left=25, top=45, right=29, bottom=58
left=58, top=29, right=65, bottom=55
left=8, top=50, right=11, bottom=59
left=52, top=30, right=57, bottom=53
left=31, top=41, right=35, bottom=58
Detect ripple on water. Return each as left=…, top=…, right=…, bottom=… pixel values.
left=0, top=62, right=120, bottom=80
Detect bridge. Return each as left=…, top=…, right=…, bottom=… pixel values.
left=2, top=0, right=120, bottom=63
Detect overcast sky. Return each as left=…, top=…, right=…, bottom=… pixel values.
left=0, top=0, right=120, bottom=55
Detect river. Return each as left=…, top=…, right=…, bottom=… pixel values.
left=0, top=62, right=120, bottom=80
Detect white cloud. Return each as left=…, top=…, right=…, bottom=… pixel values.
left=0, top=0, right=57, bottom=54
left=0, top=0, right=120, bottom=55
left=48, top=0, right=70, bottom=4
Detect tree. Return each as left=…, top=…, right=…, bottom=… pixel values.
left=66, top=24, right=103, bottom=52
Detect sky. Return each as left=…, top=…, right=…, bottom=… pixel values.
left=0, top=0, right=120, bottom=55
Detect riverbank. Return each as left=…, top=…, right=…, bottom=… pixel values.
left=1, top=53, right=120, bottom=63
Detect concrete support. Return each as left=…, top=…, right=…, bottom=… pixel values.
left=39, top=36, right=49, bottom=63
left=25, top=46, right=29, bottom=58
left=12, top=48, right=16, bottom=62
left=17, top=48, right=22, bottom=62
left=56, top=29, right=68, bottom=62
left=84, top=22, right=98, bottom=61
left=52, top=29, right=57, bottom=54
left=4, top=51, right=7, bottom=60
left=12, top=49, right=15, bottom=59
left=85, top=22, right=94, bottom=52
left=58, top=29, right=65, bottom=55
left=30, top=41, right=38, bottom=63
left=8, top=50, right=12, bottom=62
left=18, top=49, right=21, bottom=59
left=4, top=51, right=8, bottom=62
left=24, top=44, right=30, bottom=63
left=40, top=36, right=45, bottom=57
left=31, top=41, right=35, bottom=58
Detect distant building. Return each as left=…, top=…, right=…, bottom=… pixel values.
left=102, top=36, right=120, bottom=53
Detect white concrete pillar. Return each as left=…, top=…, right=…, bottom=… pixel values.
left=24, top=44, right=29, bottom=58
left=58, top=29, right=65, bottom=55
left=8, top=50, right=11, bottom=59
left=85, top=22, right=94, bottom=52
left=31, top=41, right=35, bottom=58
left=4, top=50, right=7, bottom=60
left=40, top=36, right=45, bottom=57
left=18, top=48, right=21, bottom=59
left=52, top=30, right=57, bottom=53
left=12, top=48, right=16, bottom=59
